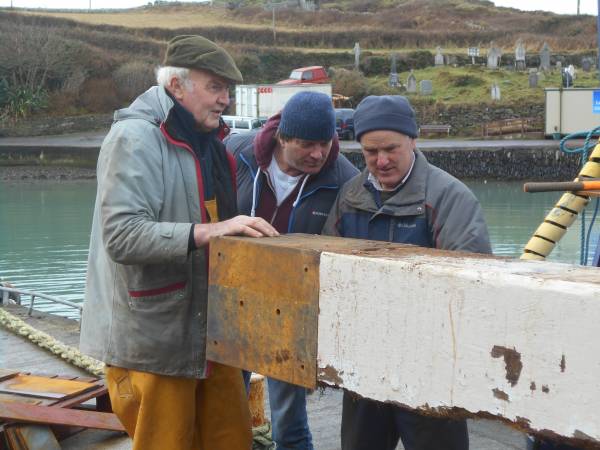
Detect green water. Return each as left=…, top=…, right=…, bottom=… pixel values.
left=0, top=180, right=596, bottom=318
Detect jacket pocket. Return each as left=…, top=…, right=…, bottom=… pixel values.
left=127, top=280, right=189, bottom=314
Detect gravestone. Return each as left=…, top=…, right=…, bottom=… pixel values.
left=539, top=42, right=551, bottom=71
left=353, top=42, right=361, bottom=71
left=529, top=71, right=538, bottom=88
left=491, top=82, right=501, bottom=101
left=487, top=43, right=502, bottom=69
left=389, top=53, right=399, bottom=87
left=582, top=58, right=592, bottom=72
left=556, top=61, right=562, bottom=71
left=515, top=39, right=526, bottom=71
left=567, top=64, right=576, bottom=80
left=435, top=47, right=444, bottom=66
left=562, top=69, right=573, bottom=88
left=407, top=70, right=417, bottom=93
left=420, top=79, right=433, bottom=95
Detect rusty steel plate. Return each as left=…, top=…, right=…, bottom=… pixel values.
left=207, top=235, right=322, bottom=388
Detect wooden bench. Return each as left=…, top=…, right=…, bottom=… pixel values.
left=482, top=117, right=543, bottom=137
left=419, top=124, right=451, bottom=137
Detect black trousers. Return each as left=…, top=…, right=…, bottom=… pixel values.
left=341, top=391, right=469, bottom=450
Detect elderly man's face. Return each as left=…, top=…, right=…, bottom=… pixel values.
left=169, top=69, right=230, bottom=132
left=360, top=130, right=416, bottom=190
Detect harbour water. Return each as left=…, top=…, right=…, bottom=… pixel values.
left=0, top=179, right=596, bottom=319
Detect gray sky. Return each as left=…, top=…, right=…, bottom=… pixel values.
left=0, top=0, right=596, bottom=15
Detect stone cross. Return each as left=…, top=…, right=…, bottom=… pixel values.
left=434, top=47, right=444, bottom=66
left=388, top=53, right=399, bottom=87
left=353, top=42, right=361, bottom=71
left=407, top=70, right=417, bottom=93
left=539, top=42, right=551, bottom=71
left=491, top=82, right=501, bottom=101
left=487, top=43, right=502, bottom=69
left=515, top=39, right=526, bottom=71
left=420, top=79, right=433, bottom=95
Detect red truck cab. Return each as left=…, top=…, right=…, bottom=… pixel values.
left=276, top=66, right=329, bottom=85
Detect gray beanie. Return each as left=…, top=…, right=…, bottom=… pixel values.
left=354, top=95, right=418, bottom=141
left=278, top=91, right=336, bottom=141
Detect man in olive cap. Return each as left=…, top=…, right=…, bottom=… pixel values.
left=324, top=95, right=491, bottom=450
left=80, top=35, right=278, bottom=450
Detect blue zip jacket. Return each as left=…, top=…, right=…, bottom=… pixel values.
left=323, top=149, right=492, bottom=254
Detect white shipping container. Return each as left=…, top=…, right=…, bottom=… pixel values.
left=235, top=84, right=332, bottom=118
left=545, top=88, right=600, bottom=136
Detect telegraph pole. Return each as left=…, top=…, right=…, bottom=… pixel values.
left=578, top=0, right=581, bottom=15
left=597, top=0, right=600, bottom=80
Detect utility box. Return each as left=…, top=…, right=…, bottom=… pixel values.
left=545, top=88, right=600, bottom=136
left=235, top=84, right=332, bottom=119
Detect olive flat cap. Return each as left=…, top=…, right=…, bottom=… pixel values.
left=163, top=35, right=243, bottom=83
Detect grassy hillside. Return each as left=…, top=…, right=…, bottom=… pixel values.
left=0, top=0, right=597, bottom=127
left=23, top=0, right=597, bottom=51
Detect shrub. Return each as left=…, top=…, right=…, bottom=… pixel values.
left=0, top=78, right=8, bottom=109
left=331, top=68, right=369, bottom=102
left=1, top=85, right=48, bottom=121
left=78, top=78, right=122, bottom=113
left=113, top=61, right=156, bottom=102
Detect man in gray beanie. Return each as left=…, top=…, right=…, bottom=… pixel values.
left=323, top=95, right=492, bottom=450
left=226, top=90, right=358, bottom=450
left=80, top=35, right=278, bottom=450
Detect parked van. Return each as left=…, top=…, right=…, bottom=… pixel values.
left=221, top=115, right=263, bottom=135
left=335, top=108, right=355, bottom=141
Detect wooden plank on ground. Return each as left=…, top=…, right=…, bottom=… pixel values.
left=206, top=234, right=600, bottom=447
left=0, top=403, right=125, bottom=431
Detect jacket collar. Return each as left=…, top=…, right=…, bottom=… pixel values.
left=252, top=112, right=340, bottom=171
left=345, top=149, right=428, bottom=215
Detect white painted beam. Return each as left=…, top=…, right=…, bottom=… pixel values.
left=317, top=253, right=600, bottom=443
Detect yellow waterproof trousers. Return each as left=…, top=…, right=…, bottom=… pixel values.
left=105, top=363, right=252, bottom=450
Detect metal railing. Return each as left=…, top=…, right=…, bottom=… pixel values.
left=0, top=285, right=82, bottom=317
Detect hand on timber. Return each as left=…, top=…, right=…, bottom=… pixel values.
left=194, top=215, right=279, bottom=247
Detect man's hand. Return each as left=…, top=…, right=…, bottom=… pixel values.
left=193, top=215, right=279, bottom=248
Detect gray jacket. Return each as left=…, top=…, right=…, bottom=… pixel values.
left=323, top=149, right=492, bottom=254
left=80, top=86, right=232, bottom=378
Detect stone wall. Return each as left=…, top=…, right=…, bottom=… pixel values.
left=0, top=114, right=112, bottom=138
left=410, top=101, right=545, bottom=136
left=342, top=146, right=580, bottom=181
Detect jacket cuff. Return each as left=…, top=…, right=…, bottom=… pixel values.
left=188, top=224, right=197, bottom=253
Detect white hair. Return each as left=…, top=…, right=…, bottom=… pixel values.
left=155, top=66, right=194, bottom=91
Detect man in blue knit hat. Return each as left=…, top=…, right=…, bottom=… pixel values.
left=226, top=90, right=358, bottom=450
left=323, top=95, right=492, bottom=450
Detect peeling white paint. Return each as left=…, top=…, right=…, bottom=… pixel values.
left=317, top=253, right=600, bottom=442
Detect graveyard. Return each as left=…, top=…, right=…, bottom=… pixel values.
left=368, top=63, right=600, bottom=105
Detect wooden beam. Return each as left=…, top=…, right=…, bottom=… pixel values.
left=207, top=234, right=600, bottom=446
left=0, top=403, right=125, bottom=431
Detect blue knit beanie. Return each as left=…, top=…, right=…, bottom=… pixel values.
left=278, top=91, right=336, bottom=141
left=354, top=95, right=418, bottom=141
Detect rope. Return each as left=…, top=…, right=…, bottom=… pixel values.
left=559, top=128, right=600, bottom=265
left=252, top=422, right=275, bottom=450
left=0, top=306, right=105, bottom=377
